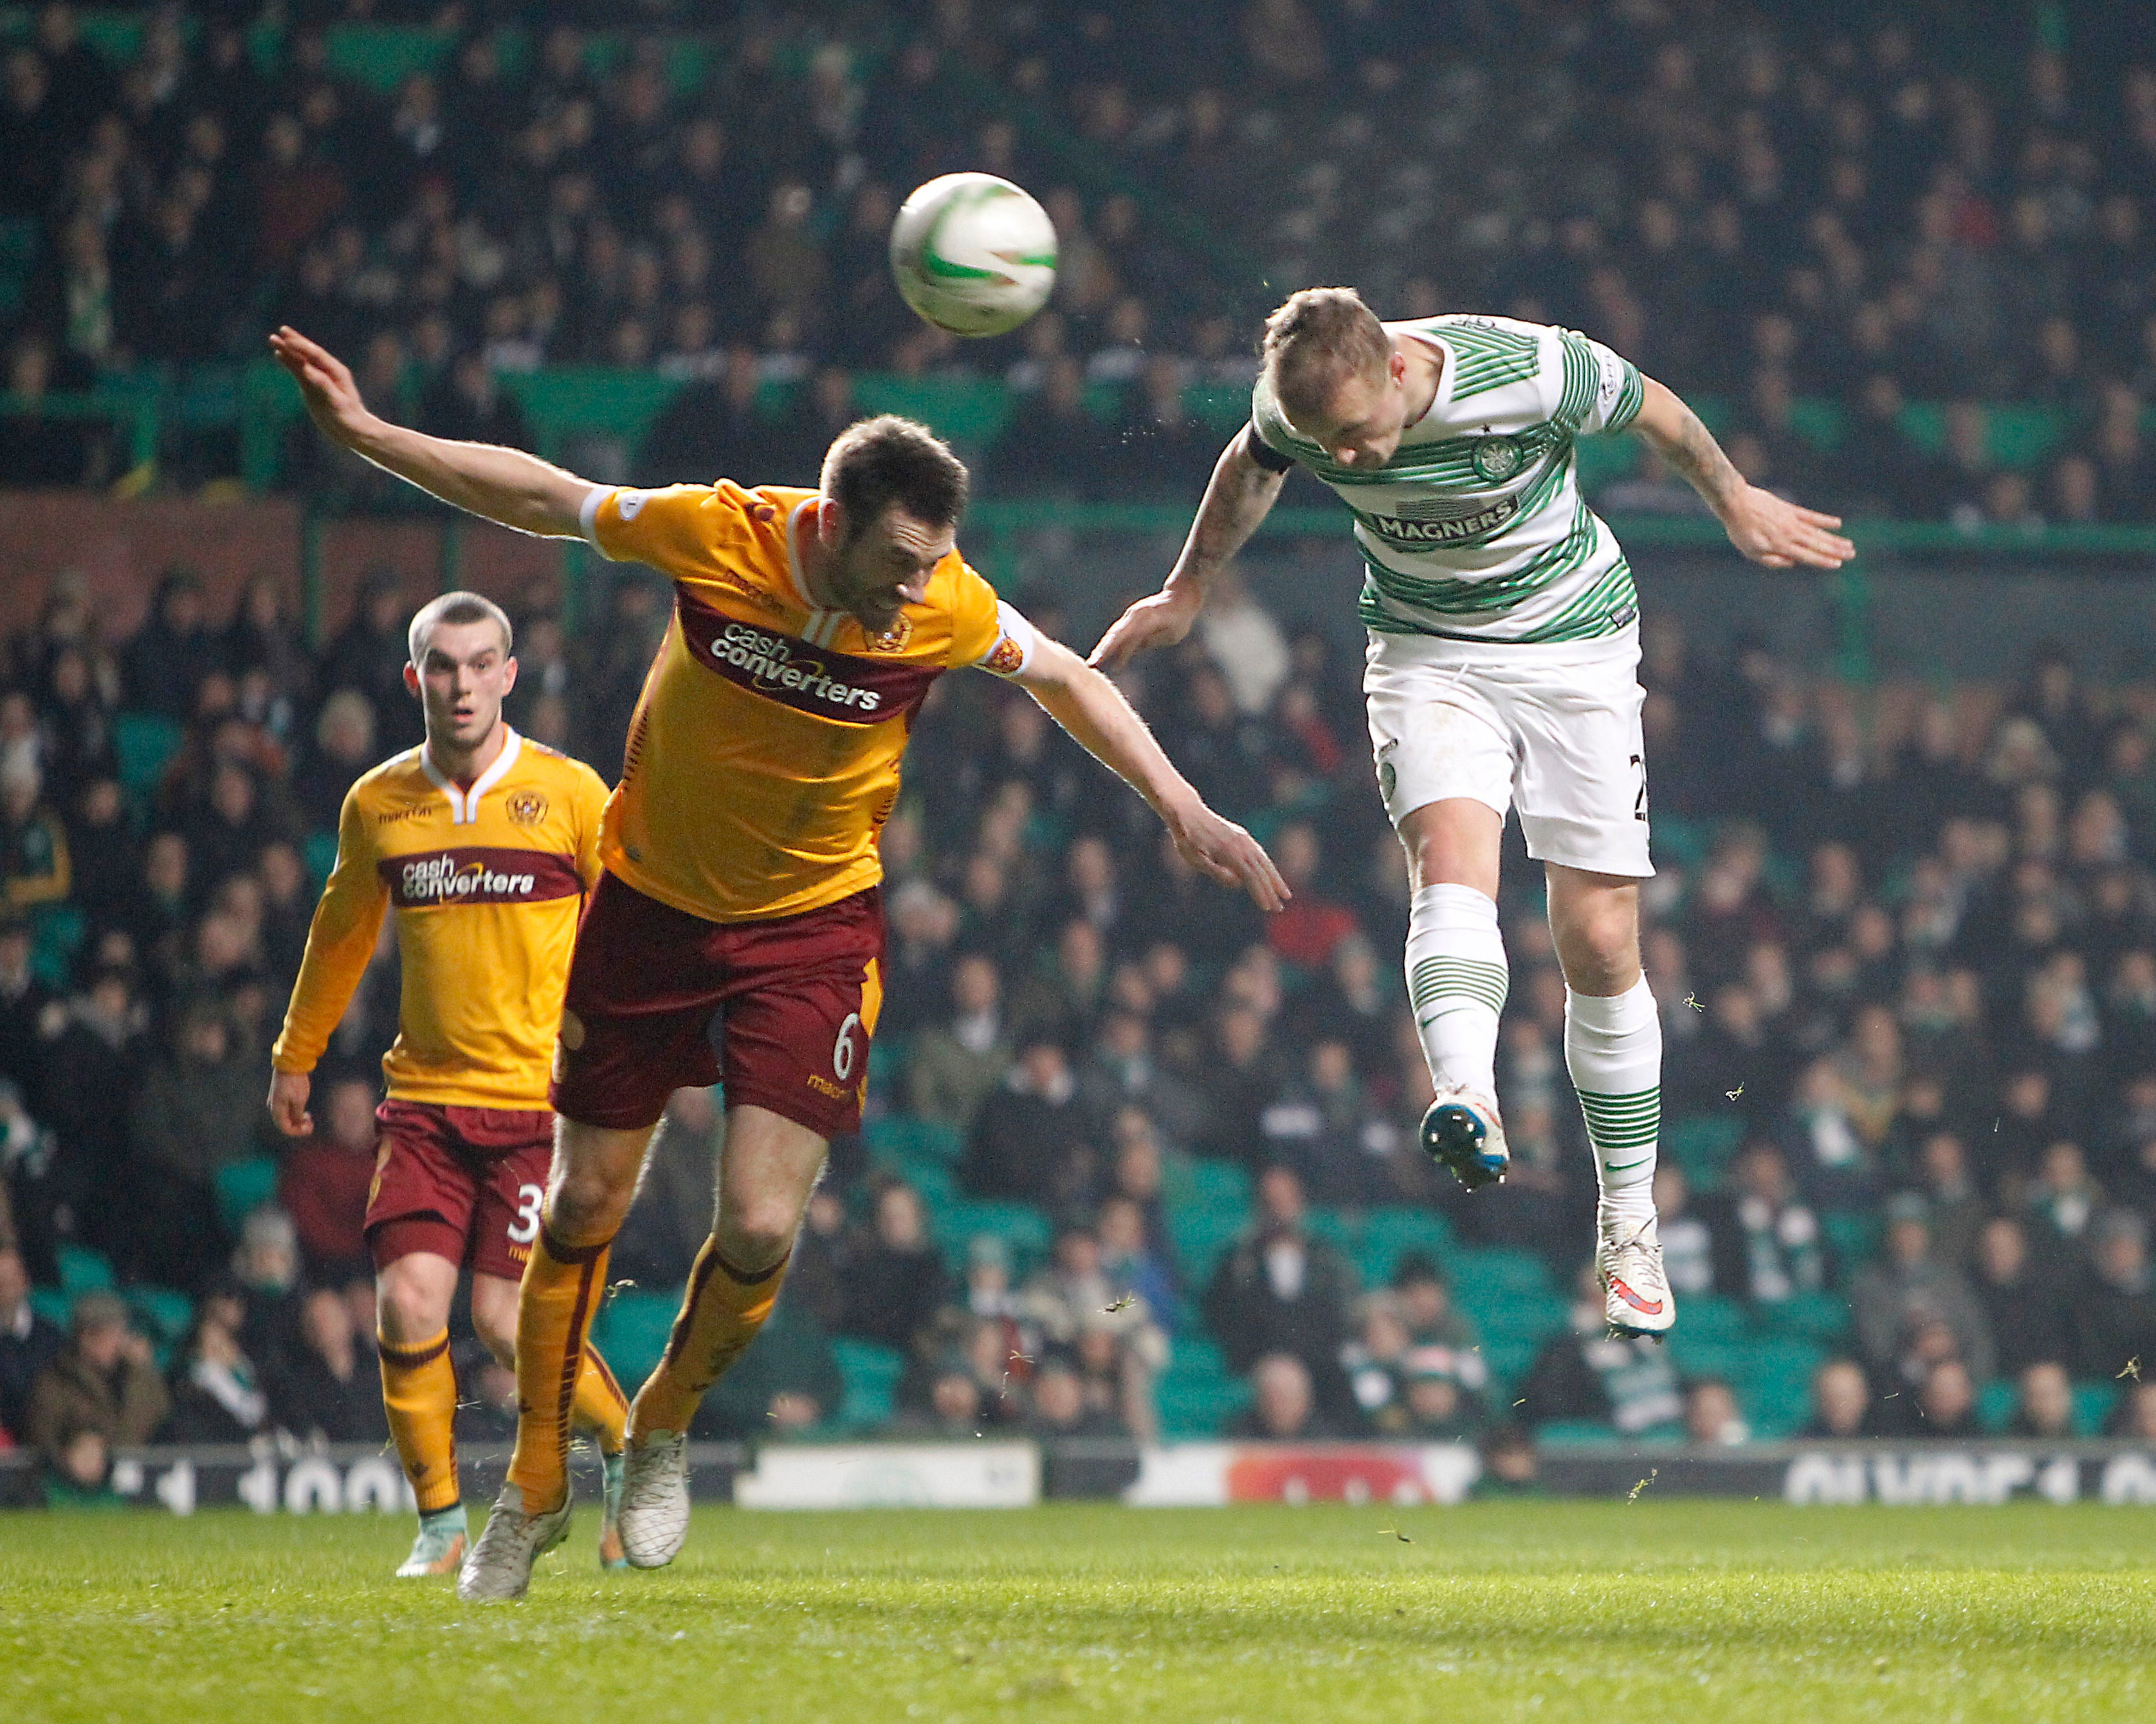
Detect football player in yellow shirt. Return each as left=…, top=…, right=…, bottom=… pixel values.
left=268, top=325, right=1288, bottom=1602
left=266, top=587, right=630, bottom=1579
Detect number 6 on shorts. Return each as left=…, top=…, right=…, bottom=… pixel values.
left=832, top=1012, right=862, bottom=1083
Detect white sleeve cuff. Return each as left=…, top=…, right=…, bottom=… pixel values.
left=578, top=484, right=613, bottom=553
left=977, top=599, right=1041, bottom=676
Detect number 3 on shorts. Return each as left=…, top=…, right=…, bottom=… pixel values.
left=507, top=1182, right=544, bottom=1245
left=832, top=1012, right=863, bottom=1084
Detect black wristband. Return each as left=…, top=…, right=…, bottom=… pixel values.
left=1243, top=422, right=1295, bottom=475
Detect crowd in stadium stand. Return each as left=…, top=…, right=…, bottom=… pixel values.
left=2, top=3, right=2155, bottom=518
left=6, top=0, right=2156, bottom=1493
left=3, top=547, right=2156, bottom=1489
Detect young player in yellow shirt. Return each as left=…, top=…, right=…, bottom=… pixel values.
left=268, top=324, right=1288, bottom=1602
left=267, top=589, right=630, bottom=1579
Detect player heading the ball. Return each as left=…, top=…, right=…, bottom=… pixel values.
left=1094, top=288, right=1853, bottom=1344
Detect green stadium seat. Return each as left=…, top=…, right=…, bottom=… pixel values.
left=864, top=1115, right=962, bottom=1168
left=28, top=904, right=83, bottom=990
left=1353, top=1207, right=1454, bottom=1288
left=1185, top=384, right=1254, bottom=434
left=1666, top=1115, right=1743, bottom=1191
left=854, top=376, right=1012, bottom=451
left=113, top=711, right=183, bottom=801
left=1649, top=815, right=1715, bottom=872
left=29, top=1288, right=72, bottom=1330
left=589, top=1288, right=684, bottom=1391
left=1755, top=1288, right=1850, bottom=1343
left=0, top=215, right=37, bottom=316
left=1156, top=1371, right=1249, bottom=1438
left=239, top=356, right=307, bottom=486
left=1676, top=1294, right=1747, bottom=1343
left=1822, top=1211, right=1880, bottom=1277
left=1572, top=435, right=1635, bottom=495
left=1735, top=1337, right=1825, bottom=1436
left=303, top=829, right=340, bottom=892
left=1667, top=1336, right=1748, bottom=1382
left=1459, top=1288, right=1569, bottom=1344
left=1744, top=1379, right=1815, bottom=1440
left=1786, top=398, right=1845, bottom=450
left=1535, top=1420, right=1623, bottom=1447
left=830, top=1336, right=908, bottom=1431
left=75, top=10, right=149, bottom=62
left=1977, top=1379, right=2116, bottom=1438
left=323, top=23, right=455, bottom=92
left=931, top=1198, right=1052, bottom=1279
left=2072, top=1382, right=2119, bottom=1436
left=1897, top=401, right=2066, bottom=470
left=1163, top=1201, right=1250, bottom=1287
left=165, top=364, right=240, bottom=430
left=1171, top=1335, right=1230, bottom=1380
left=864, top=1034, right=908, bottom=1096
left=127, top=1286, right=194, bottom=1348
left=213, top=1157, right=280, bottom=1234
left=56, top=1244, right=115, bottom=1294
left=880, top=1157, right=955, bottom=1208
left=1304, top=1205, right=1358, bottom=1260
left=1164, top=1155, right=1252, bottom=1214
left=500, top=367, right=684, bottom=464
left=1477, top=1337, right=1540, bottom=1396
left=1450, top=1246, right=1551, bottom=1296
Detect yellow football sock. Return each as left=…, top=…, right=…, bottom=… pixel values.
left=507, top=1222, right=612, bottom=1512
left=378, top=1327, right=461, bottom=1514
left=628, top=1237, right=789, bottom=1442
left=574, top=1345, right=628, bottom=1456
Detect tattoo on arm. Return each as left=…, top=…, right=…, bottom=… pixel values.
left=1174, top=447, right=1284, bottom=592
left=1645, top=398, right=1744, bottom=513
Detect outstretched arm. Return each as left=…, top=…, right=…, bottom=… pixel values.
left=1629, top=376, right=1856, bottom=569
left=1088, top=430, right=1287, bottom=668
left=1012, top=636, right=1290, bottom=912
left=269, top=326, right=594, bottom=537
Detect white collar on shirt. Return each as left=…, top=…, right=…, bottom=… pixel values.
left=419, top=726, right=522, bottom=826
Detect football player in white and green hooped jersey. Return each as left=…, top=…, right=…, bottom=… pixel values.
left=1094, top=289, right=1853, bottom=1339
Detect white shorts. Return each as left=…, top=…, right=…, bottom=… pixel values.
left=1364, top=630, right=1653, bottom=878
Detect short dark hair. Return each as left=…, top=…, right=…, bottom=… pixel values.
left=1261, top=286, right=1392, bottom=419
left=819, top=414, right=969, bottom=542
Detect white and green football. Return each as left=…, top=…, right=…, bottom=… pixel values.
left=889, top=172, right=1058, bottom=338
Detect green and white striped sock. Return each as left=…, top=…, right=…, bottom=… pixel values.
left=1566, top=976, right=1662, bottom=1231
left=1405, top=884, right=1508, bottom=1094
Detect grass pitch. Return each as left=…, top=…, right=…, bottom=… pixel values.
left=4, top=1501, right=2151, bottom=1723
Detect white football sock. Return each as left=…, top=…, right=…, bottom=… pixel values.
left=1566, top=975, right=1661, bottom=1233
left=1403, top=883, right=1506, bottom=1096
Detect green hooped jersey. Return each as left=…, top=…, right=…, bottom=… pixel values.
left=1250, top=314, right=1647, bottom=646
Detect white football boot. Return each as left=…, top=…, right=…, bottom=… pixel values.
left=394, top=1507, right=467, bottom=1578
left=1419, top=1084, right=1510, bottom=1191
left=1598, top=1215, right=1676, bottom=1339
left=616, top=1431, right=691, bottom=1570
left=456, top=1484, right=572, bottom=1602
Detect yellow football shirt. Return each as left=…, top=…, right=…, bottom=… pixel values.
left=580, top=479, right=1036, bottom=924
left=271, top=729, right=610, bottom=1109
